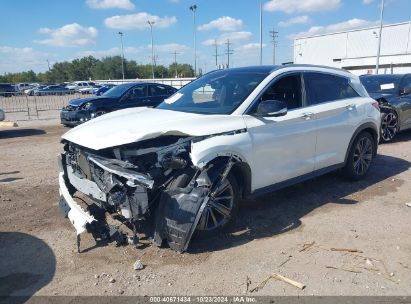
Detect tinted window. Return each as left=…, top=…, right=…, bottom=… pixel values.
left=306, top=73, right=359, bottom=105
left=130, top=85, right=147, bottom=98
left=150, top=85, right=168, bottom=96
left=261, top=74, right=302, bottom=110
left=360, top=75, right=401, bottom=94
left=400, top=75, right=411, bottom=91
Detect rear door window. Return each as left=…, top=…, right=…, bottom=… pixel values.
left=149, top=85, right=168, bottom=97
left=305, top=72, right=359, bottom=105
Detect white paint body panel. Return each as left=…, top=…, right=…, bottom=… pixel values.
left=62, top=65, right=380, bottom=194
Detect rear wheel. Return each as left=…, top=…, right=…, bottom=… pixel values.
left=380, top=110, right=398, bottom=142
left=343, top=132, right=376, bottom=181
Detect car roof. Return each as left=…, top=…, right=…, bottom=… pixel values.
left=360, top=74, right=408, bottom=79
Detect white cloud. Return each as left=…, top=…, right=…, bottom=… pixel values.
left=278, top=15, right=310, bottom=27
left=198, top=16, right=243, bottom=32
left=202, top=31, right=252, bottom=46
left=362, top=0, right=374, bottom=4
left=238, top=43, right=267, bottom=51
left=149, top=43, right=190, bottom=53
left=104, top=12, right=177, bottom=29
left=264, top=0, right=340, bottom=13
left=291, top=18, right=379, bottom=39
left=0, top=46, right=53, bottom=73
left=86, top=0, right=135, bottom=10
left=34, top=23, right=98, bottom=47
left=76, top=46, right=143, bottom=58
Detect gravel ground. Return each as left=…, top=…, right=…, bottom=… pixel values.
left=0, top=120, right=411, bottom=298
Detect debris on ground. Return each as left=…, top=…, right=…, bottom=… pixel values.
left=246, top=276, right=251, bottom=293
left=250, top=272, right=306, bottom=292
left=325, top=266, right=362, bottom=274
left=299, top=241, right=315, bottom=252
left=278, top=256, right=292, bottom=267
left=330, top=248, right=363, bottom=253
left=406, top=202, right=411, bottom=207
left=133, top=260, right=144, bottom=270
left=109, top=277, right=116, bottom=283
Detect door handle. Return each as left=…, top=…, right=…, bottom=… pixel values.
left=346, top=104, right=356, bottom=110
left=301, top=112, right=314, bottom=120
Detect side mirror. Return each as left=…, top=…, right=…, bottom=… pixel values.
left=400, top=86, right=411, bottom=96
left=256, top=99, right=287, bottom=117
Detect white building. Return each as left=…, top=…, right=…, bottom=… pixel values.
left=293, top=21, right=411, bottom=75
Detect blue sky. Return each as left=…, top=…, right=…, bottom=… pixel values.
left=0, top=0, right=410, bottom=74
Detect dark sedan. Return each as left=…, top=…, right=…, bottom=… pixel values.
left=60, top=82, right=177, bottom=127
left=34, top=85, right=71, bottom=96
left=360, top=74, right=411, bottom=142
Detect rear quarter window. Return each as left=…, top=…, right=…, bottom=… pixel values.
left=305, top=72, right=359, bottom=105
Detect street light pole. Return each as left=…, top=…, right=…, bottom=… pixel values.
left=118, top=32, right=125, bottom=81
left=147, top=21, right=155, bottom=79
left=259, top=1, right=263, bottom=65
left=375, top=0, right=385, bottom=75
left=189, top=4, right=197, bottom=77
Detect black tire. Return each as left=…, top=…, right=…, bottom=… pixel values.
left=380, top=110, right=398, bottom=143
left=94, top=110, right=106, bottom=117
left=343, top=131, right=376, bottom=181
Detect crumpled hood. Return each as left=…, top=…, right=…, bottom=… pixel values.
left=69, top=97, right=113, bottom=107
left=62, top=107, right=247, bottom=150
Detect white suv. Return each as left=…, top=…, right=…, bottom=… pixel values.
left=58, top=65, right=380, bottom=252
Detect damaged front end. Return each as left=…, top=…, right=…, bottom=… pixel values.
left=58, top=134, right=237, bottom=252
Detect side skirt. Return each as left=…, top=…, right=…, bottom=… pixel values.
left=246, top=163, right=345, bottom=200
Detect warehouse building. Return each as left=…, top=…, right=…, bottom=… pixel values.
left=293, top=21, right=411, bottom=75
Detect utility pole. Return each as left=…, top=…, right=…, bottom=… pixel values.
left=147, top=20, right=155, bottom=79
left=225, top=39, right=233, bottom=68
left=375, top=0, right=385, bottom=75
left=189, top=4, right=198, bottom=76
left=173, top=50, right=180, bottom=78
left=118, top=31, right=125, bottom=81
left=46, top=59, right=51, bottom=71
left=259, top=1, right=263, bottom=65
left=212, top=39, right=220, bottom=69
left=269, top=29, right=278, bottom=65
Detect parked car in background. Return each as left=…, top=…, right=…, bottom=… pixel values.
left=25, top=85, right=47, bottom=96
left=60, top=82, right=177, bottom=126
left=16, top=83, right=32, bottom=92
left=34, top=85, right=71, bottom=96
left=0, top=108, right=5, bottom=121
left=66, top=81, right=96, bottom=93
left=360, top=74, right=411, bottom=142
left=0, top=83, right=16, bottom=97
left=93, top=83, right=116, bottom=96
left=58, top=65, right=380, bottom=252
left=79, top=84, right=102, bottom=95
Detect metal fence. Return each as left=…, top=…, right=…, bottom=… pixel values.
left=0, top=92, right=86, bottom=118
left=0, top=78, right=195, bottom=118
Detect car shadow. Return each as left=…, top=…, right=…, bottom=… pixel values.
left=387, top=128, right=411, bottom=143
left=0, top=232, right=56, bottom=303
left=189, top=154, right=411, bottom=253
left=0, top=129, right=46, bottom=139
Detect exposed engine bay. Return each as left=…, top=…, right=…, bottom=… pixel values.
left=58, top=132, right=242, bottom=252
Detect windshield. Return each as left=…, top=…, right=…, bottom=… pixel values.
left=360, top=75, right=402, bottom=94
left=103, top=84, right=130, bottom=97
left=157, top=69, right=269, bottom=114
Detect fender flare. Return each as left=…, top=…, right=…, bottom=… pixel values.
left=344, top=122, right=379, bottom=163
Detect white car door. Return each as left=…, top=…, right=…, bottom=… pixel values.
left=243, top=72, right=317, bottom=192
left=303, top=72, right=365, bottom=170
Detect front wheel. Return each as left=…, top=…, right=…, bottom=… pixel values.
left=195, top=173, right=239, bottom=239
left=380, top=110, right=398, bottom=143
left=343, top=132, right=376, bottom=181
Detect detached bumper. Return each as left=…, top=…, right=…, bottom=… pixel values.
left=58, top=172, right=95, bottom=235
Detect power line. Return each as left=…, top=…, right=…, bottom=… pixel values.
left=225, top=39, right=233, bottom=68
left=269, top=29, right=279, bottom=65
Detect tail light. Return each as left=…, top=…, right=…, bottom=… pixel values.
left=371, top=101, right=380, bottom=111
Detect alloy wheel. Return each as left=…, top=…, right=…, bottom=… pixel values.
left=197, top=179, right=234, bottom=232
left=353, top=137, right=373, bottom=175
left=381, top=112, right=398, bottom=142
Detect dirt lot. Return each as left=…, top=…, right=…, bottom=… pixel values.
left=1, top=119, right=411, bottom=298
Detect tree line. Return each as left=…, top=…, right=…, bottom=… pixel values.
left=0, top=56, right=195, bottom=84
